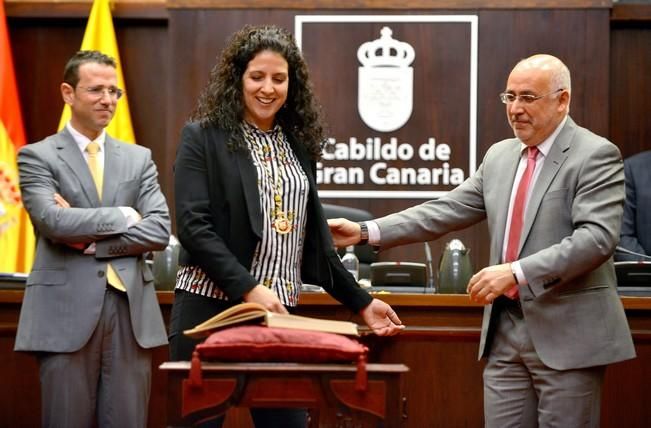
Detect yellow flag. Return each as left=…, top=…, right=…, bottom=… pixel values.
left=58, top=0, right=136, bottom=144
left=0, top=1, right=35, bottom=273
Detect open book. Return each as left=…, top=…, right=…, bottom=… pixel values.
left=184, top=302, right=360, bottom=338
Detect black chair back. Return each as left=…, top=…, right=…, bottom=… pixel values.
left=322, top=203, right=377, bottom=279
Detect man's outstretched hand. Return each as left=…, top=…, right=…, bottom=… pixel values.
left=327, top=218, right=361, bottom=248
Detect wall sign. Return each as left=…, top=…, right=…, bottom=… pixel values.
left=295, top=15, right=478, bottom=199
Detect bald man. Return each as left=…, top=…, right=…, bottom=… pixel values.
left=329, top=55, right=635, bottom=426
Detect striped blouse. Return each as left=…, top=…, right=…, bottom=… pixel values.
left=175, top=122, right=309, bottom=307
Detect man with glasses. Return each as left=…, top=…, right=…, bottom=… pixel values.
left=329, top=54, right=634, bottom=426
left=14, top=50, right=170, bottom=427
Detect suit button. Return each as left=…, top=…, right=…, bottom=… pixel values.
left=98, top=270, right=105, bottom=278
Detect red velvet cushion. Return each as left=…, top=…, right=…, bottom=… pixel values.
left=195, top=325, right=367, bottom=363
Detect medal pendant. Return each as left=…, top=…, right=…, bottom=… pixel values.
left=273, top=212, right=292, bottom=235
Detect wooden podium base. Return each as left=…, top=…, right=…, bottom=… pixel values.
left=160, top=361, right=408, bottom=427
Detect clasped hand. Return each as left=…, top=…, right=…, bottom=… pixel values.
left=54, top=193, right=87, bottom=251
left=53, top=192, right=141, bottom=254
left=466, top=263, right=516, bottom=304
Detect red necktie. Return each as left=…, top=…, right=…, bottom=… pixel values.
left=504, top=146, right=539, bottom=299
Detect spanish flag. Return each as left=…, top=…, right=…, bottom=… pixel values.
left=0, top=1, right=35, bottom=273
left=58, top=0, right=136, bottom=144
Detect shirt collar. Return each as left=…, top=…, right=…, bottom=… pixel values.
left=66, top=122, right=106, bottom=154
left=519, top=114, right=567, bottom=158
left=241, top=120, right=282, bottom=137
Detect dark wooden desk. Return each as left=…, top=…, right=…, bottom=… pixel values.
left=160, top=361, right=408, bottom=428
left=2, top=288, right=650, bottom=427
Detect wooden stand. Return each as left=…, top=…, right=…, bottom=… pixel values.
left=160, top=361, right=409, bottom=427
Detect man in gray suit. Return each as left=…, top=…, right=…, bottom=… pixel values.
left=616, top=150, right=651, bottom=261
left=330, top=54, right=635, bottom=427
left=14, top=50, right=170, bottom=428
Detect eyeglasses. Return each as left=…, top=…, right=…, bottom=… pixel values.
left=499, top=88, right=564, bottom=105
left=77, top=85, right=124, bottom=100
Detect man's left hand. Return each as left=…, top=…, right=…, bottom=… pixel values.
left=360, top=298, right=404, bottom=336
left=466, top=263, right=516, bottom=305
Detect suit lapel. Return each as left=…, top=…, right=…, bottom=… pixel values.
left=287, top=134, right=316, bottom=199
left=286, top=133, right=313, bottom=180
left=102, top=136, right=123, bottom=206
left=520, top=118, right=574, bottom=250
left=286, top=132, right=319, bottom=216
left=56, top=129, right=100, bottom=206
left=236, top=147, right=263, bottom=239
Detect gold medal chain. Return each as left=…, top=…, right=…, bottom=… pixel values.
left=257, top=142, right=294, bottom=234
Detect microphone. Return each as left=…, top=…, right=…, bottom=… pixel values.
left=424, top=242, right=436, bottom=292
left=615, top=246, right=651, bottom=261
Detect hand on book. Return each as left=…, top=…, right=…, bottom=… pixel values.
left=183, top=301, right=359, bottom=338
left=360, top=298, right=404, bottom=336
left=243, top=284, right=289, bottom=314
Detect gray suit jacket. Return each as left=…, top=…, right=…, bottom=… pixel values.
left=376, top=117, right=635, bottom=370
left=617, top=150, right=651, bottom=261
left=14, top=128, right=170, bottom=352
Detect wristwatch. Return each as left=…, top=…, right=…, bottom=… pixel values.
left=510, top=263, right=519, bottom=285
left=358, top=222, right=369, bottom=246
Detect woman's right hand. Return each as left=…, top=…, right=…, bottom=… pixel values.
left=243, top=285, right=289, bottom=314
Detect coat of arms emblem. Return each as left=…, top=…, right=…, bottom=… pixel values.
left=357, top=27, right=415, bottom=132
left=0, top=163, right=22, bottom=236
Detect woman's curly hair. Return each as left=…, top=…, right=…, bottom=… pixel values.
left=190, top=25, right=326, bottom=160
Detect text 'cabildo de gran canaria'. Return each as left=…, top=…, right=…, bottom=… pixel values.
left=317, top=137, right=466, bottom=186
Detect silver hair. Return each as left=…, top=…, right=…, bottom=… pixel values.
left=551, top=62, right=571, bottom=94
left=515, top=54, right=572, bottom=94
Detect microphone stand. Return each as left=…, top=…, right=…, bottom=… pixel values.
left=615, top=246, right=651, bottom=261
left=424, top=242, right=436, bottom=293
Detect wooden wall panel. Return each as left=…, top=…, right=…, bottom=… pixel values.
left=117, top=21, right=170, bottom=191
left=9, top=18, right=84, bottom=142
left=167, top=0, right=611, bottom=9
left=366, top=334, right=485, bottom=426
left=0, top=323, right=41, bottom=428
left=610, top=22, right=651, bottom=159
left=477, top=8, right=610, bottom=146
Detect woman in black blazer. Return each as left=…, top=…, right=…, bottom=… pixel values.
left=169, top=25, right=403, bottom=428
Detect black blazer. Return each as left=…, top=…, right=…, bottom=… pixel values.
left=174, top=122, right=372, bottom=312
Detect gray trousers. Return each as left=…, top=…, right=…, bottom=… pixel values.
left=483, top=302, right=605, bottom=428
left=38, top=288, right=152, bottom=428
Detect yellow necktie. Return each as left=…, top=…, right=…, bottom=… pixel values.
left=86, top=142, right=126, bottom=292
left=86, top=141, right=103, bottom=198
